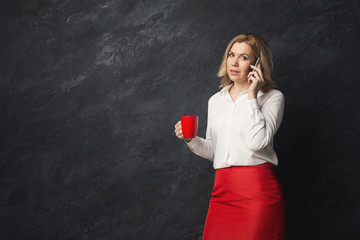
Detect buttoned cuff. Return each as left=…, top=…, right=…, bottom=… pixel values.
left=248, top=98, right=260, bottom=110
left=185, top=136, right=201, bottom=152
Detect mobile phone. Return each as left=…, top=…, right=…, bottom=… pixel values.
left=253, top=57, right=261, bottom=71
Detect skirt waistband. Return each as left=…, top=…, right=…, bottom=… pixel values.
left=216, top=162, right=274, bottom=172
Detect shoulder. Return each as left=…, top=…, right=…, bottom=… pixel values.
left=264, top=88, right=284, bottom=97
left=208, top=89, right=223, bottom=105
left=261, top=89, right=284, bottom=100
left=258, top=89, right=285, bottom=107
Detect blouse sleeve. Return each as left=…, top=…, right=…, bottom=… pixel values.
left=245, top=91, right=285, bottom=151
left=185, top=99, right=214, bottom=161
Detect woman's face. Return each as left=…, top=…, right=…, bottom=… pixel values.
left=226, top=42, right=255, bottom=83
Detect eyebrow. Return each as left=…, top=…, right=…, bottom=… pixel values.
left=228, top=51, right=251, bottom=56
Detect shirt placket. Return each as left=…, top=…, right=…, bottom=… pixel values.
left=225, top=100, right=237, bottom=165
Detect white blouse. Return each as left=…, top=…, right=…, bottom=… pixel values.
left=186, top=84, right=285, bottom=169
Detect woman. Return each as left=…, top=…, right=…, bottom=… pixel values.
left=174, top=33, right=285, bottom=240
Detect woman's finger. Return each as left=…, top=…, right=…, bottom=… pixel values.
left=256, top=71, right=265, bottom=82
left=256, top=64, right=264, bottom=81
left=175, top=121, right=181, bottom=130
left=250, top=71, right=260, bottom=80
left=248, top=69, right=260, bottom=79
left=248, top=76, right=262, bottom=85
left=250, top=64, right=263, bottom=76
left=249, top=67, right=264, bottom=82
left=253, top=64, right=264, bottom=80
left=248, top=75, right=258, bottom=81
left=250, top=64, right=260, bottom=72
left=175, top=127, right=184, bottom=137
left=178, top=132, right=183, bottom=139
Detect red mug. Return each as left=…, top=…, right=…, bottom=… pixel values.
left=181, top=116, right=199, bottom=138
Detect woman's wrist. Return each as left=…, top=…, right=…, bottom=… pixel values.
left=248, top=92, right=257, bottom=99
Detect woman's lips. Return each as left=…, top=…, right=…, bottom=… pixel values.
left=230, top=70, right=239, bottom=75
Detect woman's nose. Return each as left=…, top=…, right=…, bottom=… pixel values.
left=231, top=59, right=239, bottom=66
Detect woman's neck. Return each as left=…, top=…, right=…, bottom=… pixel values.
left=229, top=81, right=250, bottom=98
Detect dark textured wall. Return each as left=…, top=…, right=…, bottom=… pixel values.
left=1, top=0, right=360, bottom=239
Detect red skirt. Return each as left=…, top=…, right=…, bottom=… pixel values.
left=203, top=162, right=285, bottom=240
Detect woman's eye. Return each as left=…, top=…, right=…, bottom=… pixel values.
left=228, top=53, right=248, bottom=60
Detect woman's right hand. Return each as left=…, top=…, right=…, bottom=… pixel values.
left=174, top=121, right=192, bottom=142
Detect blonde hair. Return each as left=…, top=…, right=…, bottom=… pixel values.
left=217, top=33, right=276, bottom=92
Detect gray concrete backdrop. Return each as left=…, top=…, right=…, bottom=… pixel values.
left=1, top=0, right=360, bottom=239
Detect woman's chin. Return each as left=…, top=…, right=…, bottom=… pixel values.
left=228, top=75, right=237, bottom=81
left=229, top=77, right=246, bottom=84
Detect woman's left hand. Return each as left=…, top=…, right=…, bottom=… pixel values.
left=247, top=64, right=264, bottom=99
